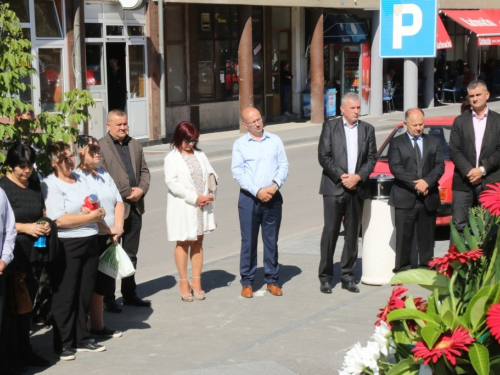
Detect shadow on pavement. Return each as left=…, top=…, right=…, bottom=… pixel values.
left=137, top=274, right=177, bottom=299
left=202, top=269, right=237, bottom=293
left=251, top=264, right=302, bottom=291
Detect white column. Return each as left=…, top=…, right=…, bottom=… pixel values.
left=404, top=58, right=418, bottom=112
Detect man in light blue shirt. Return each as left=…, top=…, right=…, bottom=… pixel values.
left=232, top=107, right=289, bottom=298
left=0, top=187, right=17, bottom=373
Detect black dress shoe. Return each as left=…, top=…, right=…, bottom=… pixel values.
left=341, top=281, right=360, bottom=293
left=122, top=296, right=151, bottom=307
left=103, top=299, right=122, bottom=313
left=320, top=281, right=332, bottom=294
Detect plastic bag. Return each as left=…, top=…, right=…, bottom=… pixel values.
left=98, top=243, right=136, bottom=280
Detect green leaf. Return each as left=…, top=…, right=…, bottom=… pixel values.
left=390, top=269, right=449, bottom=292
left=386, top=358, right=420, bottom=375
left=469, top=211, right=480, bottom=239
left=469, top=343, right=489, bottom=375
left=465, top=287, right=491, bottom=332
left=421, top=325, right=442, bottom=349
left=387, top=308, right=437, bottom=325
left=464, top=226, right=478, bottom=249
left=451, top=222, right=468, bottom=253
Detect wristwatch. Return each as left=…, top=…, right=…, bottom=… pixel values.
left=273, top=181, right=280, bottom=191
left=480, top=166, right=486, bottom=176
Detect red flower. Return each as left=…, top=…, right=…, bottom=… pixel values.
left=479, top=183, right=500, bottom=216
left=486, top=302, right=500, bottom=344
left=375, top=284, right=408, bottom=328
left=429, top=246, right=483, bottom=277
left=412, top=326, right=474, bottom=365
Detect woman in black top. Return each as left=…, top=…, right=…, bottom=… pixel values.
left=0, top=143, right=52, bottom=371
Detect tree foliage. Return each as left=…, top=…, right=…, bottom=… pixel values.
left=0, top=3, right=95, bottom=175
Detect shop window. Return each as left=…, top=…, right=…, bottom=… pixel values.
left=128, top=45, right=145, bottom=98
left=166, top=5, right=186, bottom=103
left=6, top=0, right=30, bottom=23
left=106, top=25, right=124, bottom=36
left=38, top=48, right=63, bottom=112
left=272, top=7, right=290, bottom=29
left=127, top=26, right=144, bottom=37
left=166, top=45, right=186, bottom=102
left=197, top=5, right=261, bottom=102
left=34, top=0, right=62, bottom=38
left=85, top=23, right=102, bottom=38
left=85, top=44, right=103, bottom=88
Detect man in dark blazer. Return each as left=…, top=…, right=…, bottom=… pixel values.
left=99, top=109, right=151, bottom=311
left=318, top=92, right=377, bottom=294
left=388, top=108, right=445, bottom=272
left=449, top=80, right=500, bottom=235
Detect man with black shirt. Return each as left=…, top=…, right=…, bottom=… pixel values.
left=99, top=110, right=151, bottom=311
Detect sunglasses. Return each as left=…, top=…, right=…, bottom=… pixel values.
left=183, top=139, right=198, bottom=145
left=88, top=145, right=101, bottom=153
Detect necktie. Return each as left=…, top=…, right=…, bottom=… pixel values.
left=413, top=137, right=422, bottom=179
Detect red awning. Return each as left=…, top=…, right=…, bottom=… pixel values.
left=478, top=36, right=500, bottom=46
left=437, top=16, right=452, bottom=49
left=443, top=9, right=500, bottom=37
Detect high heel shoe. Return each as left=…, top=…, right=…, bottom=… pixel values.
left=189, top=276, right=206, bottom=300
left=179, top=278, right=193, bottom=302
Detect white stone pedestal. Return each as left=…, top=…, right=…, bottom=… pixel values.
left=361, top=199, right=396, bottom=285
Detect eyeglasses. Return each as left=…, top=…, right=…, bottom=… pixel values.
left=183, top=139, right=198, bottom=144
left=243, top=117, right=263, bottom=126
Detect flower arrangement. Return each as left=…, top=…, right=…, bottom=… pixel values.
left=339, top=183, right=500, bottom=375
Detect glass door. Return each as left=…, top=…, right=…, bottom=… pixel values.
left=35, top=47, right=64, bottom=112
left=126, top=43, right=148, bottom=138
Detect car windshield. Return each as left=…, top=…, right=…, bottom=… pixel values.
left=378, top=125, right=452, bottom=161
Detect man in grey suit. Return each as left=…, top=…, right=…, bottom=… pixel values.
left=449, top=80, right=500, bottom=235
left=99, top=110, right=151, bottom=311
left=318, top=92, right=377, bottom=294
left=388, top=108, right=445, bottom=272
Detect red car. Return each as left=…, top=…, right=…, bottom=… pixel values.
left=371, top=116, right=456, bottom=226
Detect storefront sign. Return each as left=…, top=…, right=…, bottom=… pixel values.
left=479, top=37, right=500, bottom=46
left=380, top=0, right=437, bottom=57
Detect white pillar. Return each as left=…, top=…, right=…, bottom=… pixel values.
left=404, top=58, right=418, bottom=112
left=370, top=11, right=383, bottom=116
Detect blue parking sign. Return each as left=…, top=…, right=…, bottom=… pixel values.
left=380, top=0, right=437, bottom=58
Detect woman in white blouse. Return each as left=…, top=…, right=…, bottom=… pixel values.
left=164, top=122, right=217, bottom=302
left=74, top=135, right=124, bottom=339
left=41, top=142, right=106, bottom=360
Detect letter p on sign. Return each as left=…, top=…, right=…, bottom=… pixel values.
left=393, top=4, right=422, bottom=49
left=380, top=0, right=436, bottom=58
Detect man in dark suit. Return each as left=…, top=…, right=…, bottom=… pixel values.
left=318, top=92, right=377, bottom=294
left=99, top=109, right=151, bottom=311
left=449, top=80, right=500, bottom=235
left=388, top=108, right=445, bottom=272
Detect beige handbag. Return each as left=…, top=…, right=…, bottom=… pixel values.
left=208, top=173, right=217, bottom=194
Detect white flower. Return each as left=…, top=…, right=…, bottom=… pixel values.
left=373, top=321, right=396, bottom=356
left=339, top=341, right=381, bottom=375
left=362, top=341, right=381, bottom=375
left=339, top=343, right=365, bottom=375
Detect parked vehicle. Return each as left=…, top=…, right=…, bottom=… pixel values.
left=371, top=116, right=456, bottom=226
